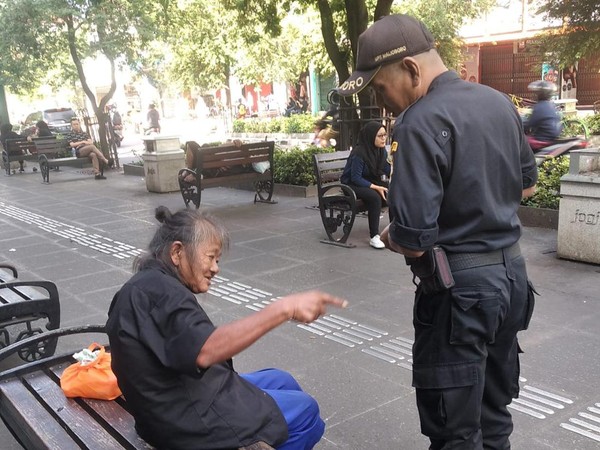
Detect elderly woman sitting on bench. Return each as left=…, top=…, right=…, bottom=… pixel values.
left=106, top=206, right=347, bottom=450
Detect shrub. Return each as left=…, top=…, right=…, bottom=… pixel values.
left=233, top=114, right=315, bottom=134
left=232, top=119, right=245, bottom=133
left=584, top=114, right=600, bottom=135
left=273, top=145, right=335, bottom=186
left=283, top=114, right=315, bottom=134
left=521, top=156, right=570, bottom=210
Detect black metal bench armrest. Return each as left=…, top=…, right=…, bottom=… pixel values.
left=0, top=324, right=106, bottom=379
left=319, top=182, right=358, bottom=204
left=0, top=264, right=18, bottom=279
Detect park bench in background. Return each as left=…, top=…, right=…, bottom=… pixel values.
left=313, top=150, right=367, bottom=247
left=1, top=138, right=37, bottom=175
left=0, top=273, right=60, bottom=362
left=178, top=140, right=276, bottom=208
left=33, top=135, right=104, bottom=183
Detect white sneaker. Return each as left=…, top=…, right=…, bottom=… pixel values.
left=369, top=235, right=385, bottom=249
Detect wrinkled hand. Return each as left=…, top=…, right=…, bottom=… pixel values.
left=281, top=290, right=348, bottom=324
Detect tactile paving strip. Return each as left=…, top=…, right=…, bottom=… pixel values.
left=0, top=202, right=144, bottom=259
left=560, top=402, right=600, bottom=442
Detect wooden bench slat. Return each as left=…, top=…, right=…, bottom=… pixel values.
left=201, top=171, right=272, bottom=188
left=48, top=364, right=154, bottom=449
left=0, top=377, right=81, bottom=449
left=0, top=285, right=47, bottom=303
left=23, top=367, right=131, bottom=449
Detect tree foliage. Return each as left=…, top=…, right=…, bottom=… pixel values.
left=0, top=0, right=170, bottom=151
left=534, top=0, right=600, bottom=66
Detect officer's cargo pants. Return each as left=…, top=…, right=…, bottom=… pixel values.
left=411, top=250, right=535, bottom=450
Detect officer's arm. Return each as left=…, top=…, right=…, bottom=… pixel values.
left=380, top=226, right=424, bottom=257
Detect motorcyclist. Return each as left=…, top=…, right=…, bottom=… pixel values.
left=523, top=80, right=563, bottom=151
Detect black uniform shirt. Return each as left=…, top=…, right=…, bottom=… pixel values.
left=106, top=261, right=288, bottom=449
left=388, top=71, right=538, bottom=253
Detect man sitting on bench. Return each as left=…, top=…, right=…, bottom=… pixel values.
left=65, top=118, right=110, bottom=180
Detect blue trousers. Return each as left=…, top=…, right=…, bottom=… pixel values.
left=241, top=369, right=325, bottom=450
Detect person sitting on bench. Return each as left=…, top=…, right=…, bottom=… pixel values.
left=0, top=123, right=26, bottom=173
left=65, top=118, right=111, bottom=180
left=179, top=139, right=249, bottom=184
left=106, top=206, right=347, bottom=450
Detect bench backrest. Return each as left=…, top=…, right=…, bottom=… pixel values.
left=313, top=150, right=350, bottom=191
left=3, top=138, right=37, bottom=155
left=194, top=141, right=275, bottom=172
left=33, top=136, right=68, bottom=157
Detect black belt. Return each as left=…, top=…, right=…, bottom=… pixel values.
left=446, top=243, right=521, bottom=272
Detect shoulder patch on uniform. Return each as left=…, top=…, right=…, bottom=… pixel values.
left=390, top=141, right=398, bottom=153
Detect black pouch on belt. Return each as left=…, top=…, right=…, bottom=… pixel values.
left=407, top=246, right=455, bottom=294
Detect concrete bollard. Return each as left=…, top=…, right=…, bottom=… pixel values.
left=557, top=148, right=600, bottom=264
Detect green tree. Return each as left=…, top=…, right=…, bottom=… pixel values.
left=225, top=0, right=494, bottom=114
left=0, top=0, right=170, bottom=152
left=533, top=0, right=600, bottom=66
left=166, top=2, right=322, bottom=110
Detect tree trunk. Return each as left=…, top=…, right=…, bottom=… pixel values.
left=65, top=15, right=116, bottom=157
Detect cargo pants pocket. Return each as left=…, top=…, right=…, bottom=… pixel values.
left=413, top=361, right=482, bottom=435
left=450, top=287, right=501, bottom=345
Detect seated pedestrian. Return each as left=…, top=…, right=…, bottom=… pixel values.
left=65, top=118, right=111, bottom=180
left=341, top=121, right=391, bottom=249
left=0, top=123, right=27, bottom=173
left=33, top=120, right=54, bottom=137
left=179, top=139, right=250, bottom=184
left=106, top=206, right=347, bottom=449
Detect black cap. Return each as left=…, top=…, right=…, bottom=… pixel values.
left=338, top=14, right=435, bottom=96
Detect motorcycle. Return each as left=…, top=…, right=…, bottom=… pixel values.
left=531, top=137, right=588, bottom=167
left=528, top=119, right=589, bottom=167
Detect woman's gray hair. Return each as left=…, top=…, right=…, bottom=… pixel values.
left=134, top=206, right=229, bottom=273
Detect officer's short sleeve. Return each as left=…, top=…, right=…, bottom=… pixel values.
left=387, top=125, right=447, bottom=251
left=519, top=133, right=538, bottom=189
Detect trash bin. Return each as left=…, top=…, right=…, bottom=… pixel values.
left=141, top=135, right=184, bottom=193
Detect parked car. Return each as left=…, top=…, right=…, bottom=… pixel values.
left=19, top=108, right=77, bottom=136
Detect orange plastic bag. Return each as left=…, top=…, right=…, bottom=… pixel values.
left=60, top=343, right=122, bottom=400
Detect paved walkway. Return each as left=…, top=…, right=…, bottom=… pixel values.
left=0, top=152, right=598, bottom=449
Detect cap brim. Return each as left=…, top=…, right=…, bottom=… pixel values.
left=337, top=66, right=381, bottom=96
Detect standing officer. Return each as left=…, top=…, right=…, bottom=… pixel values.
left=337, top=14, right=538, bottom=449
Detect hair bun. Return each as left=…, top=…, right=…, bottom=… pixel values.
left=155, top=206, right=172, bottom=223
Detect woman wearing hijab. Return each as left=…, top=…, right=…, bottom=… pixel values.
left=341, top=121, right=391, bottom=249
